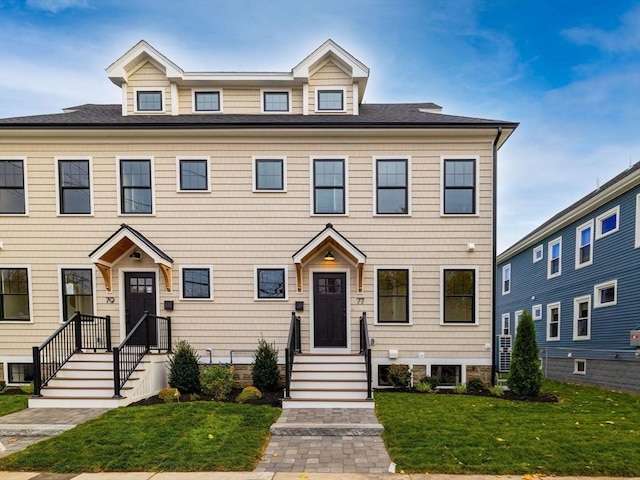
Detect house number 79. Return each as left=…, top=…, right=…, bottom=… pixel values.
left=105, top=297, right=115, bottom=303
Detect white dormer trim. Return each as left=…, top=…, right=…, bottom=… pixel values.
left=106, top=40, right=184, bottom=86
left=293, top=39, right=369, bottom=80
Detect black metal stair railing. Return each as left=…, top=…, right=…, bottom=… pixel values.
left=32, top=312, right=111, bottom=397
left=284, top=312, right=301, bottom=399
left=112, top=312, right=171, bottom=398
left=359, top=312, right=373, bottom=400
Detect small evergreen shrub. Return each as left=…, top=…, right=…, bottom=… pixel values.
left=466, top=378, right=486, bottom=394
left=252, top=338, right=280, bottom=392
left=158, top=387, right=180, bottom=403
left=453, top=383, right=467, bottom=394
left=237, top=386, right=263, bottom=404
left=507, top=310, right=542, bottom=396
left=387, top=364, right=412, bottom=390
left=200, top=365, right=234, bottom=401
left=419, top=375, right=439, bottom=389
left=489, top=385, right=504, bottom=397
left=415, top=381, right=433, bottom=393
left=168, top=340, right=201, bottom=394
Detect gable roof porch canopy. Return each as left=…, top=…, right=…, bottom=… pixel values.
left=89, top=224, right=174, bottom=293
left=292, top=223, right=367, bottom=294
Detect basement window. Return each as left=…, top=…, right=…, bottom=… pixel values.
left=573, top=359, right=586, bottom=375
left=8, top=363, right=33, bottom=384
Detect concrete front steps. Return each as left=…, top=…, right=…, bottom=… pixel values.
left=28, top=352, right=151, bottom=409
left=282, top=353, right=375, bottom=409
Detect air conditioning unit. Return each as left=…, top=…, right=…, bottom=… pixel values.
left=631, top=327, right=640, bottom=348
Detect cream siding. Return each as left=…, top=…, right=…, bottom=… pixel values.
left=308, top=60, right=354, bottom=114
left=1, top=131, right=495, bottom=368
left=177, top=87, right=305, bottom=115
left=126, top=62, right=172, bottom=115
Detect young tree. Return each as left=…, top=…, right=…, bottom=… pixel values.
left=507, top=310, right=542, bottom=396
left=252, top=337, right=280, bottom=391
left=168, top=340, right=201, bottom=393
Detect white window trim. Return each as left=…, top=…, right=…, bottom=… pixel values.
left=532, top=304, right=543, bottom=321
left=175, top=156, right=211, bottom=193
left=0, top=156, right=29, bottom=216
left=595, top=205, right=620, bottom=239
left=440, top=156, right=480, bottom=217
left=573, top=295, right=591, bottom=341
left=0, top=265, right=34, bottom=324
left=374, top=266, right=413, bottom=326
left=635, top=194, right=640, bottom=248
left=533, top=245, right=543, bottom=263
left=439, top=265, right=480, bottom=326
left=54, top=157, right=94, bottom=216
left=252, top=156, right=288, bottom=193
left=575, top=219, right=594, bottom=269
left=573, top=359, right=586, bottom=375
left=179, top=266, right=214, bottom=301
left=501, top=263, right=511, bottom=295
left=260, top=89, right=292, bottom=114
left=546, top=302, right=561, bottom=341
left=514, top=310, right=523, bottom=336
left=133, top=88, right=165, bottom=113
left=315, top=86, right=347, bottom=113
left=372, top=156, right=412, bottom=216
left=116, top=156, right=156, bottom=216
left=547, top=237, right=562, bottom=279
left=309, top=156, right=349, bottom=216
left=57, top=265, right=98, bottom=323
left=501, top=313, right=510, bottom=335
left=191, top=89, right=223, bottom=114
left=594, top=279, right=617, bottom=308
left=1, top=356, right=35, bottom=386
left=254, top=266, right=289, bottom=301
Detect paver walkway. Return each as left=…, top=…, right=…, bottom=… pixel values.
left=255, top=408, right=393, bottom=474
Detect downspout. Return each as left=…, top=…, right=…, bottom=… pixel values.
left=491, top=126, right=503, bottom=385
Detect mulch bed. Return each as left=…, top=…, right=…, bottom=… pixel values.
left=128, top=387, right=284, bottom=408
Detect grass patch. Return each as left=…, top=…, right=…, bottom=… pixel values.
left=0, top=401, right=280, bottom=472
left=0, top=393, right=29, bottom=417
left=376, top=380, right=640, bottom=476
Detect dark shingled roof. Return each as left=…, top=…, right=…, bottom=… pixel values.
left=0, top=103, right=518, bottom=129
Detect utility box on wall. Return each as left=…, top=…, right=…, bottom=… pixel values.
left=631, top=328, right=640, bottom=347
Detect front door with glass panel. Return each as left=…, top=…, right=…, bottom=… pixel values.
left=313, top=272, right=347, bottom=348
left=124, top=272, right=157, bottom=345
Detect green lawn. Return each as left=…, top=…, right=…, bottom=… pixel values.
left=0, top=393, right=29, bottom=417
left=375, top=380, right=640, bottom=476
left=0, top=401, right=281, bottom=472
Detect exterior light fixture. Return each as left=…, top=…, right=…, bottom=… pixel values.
left=324, top=250, right=335, bottom=261
left=129, top=250, right=141, bottom=260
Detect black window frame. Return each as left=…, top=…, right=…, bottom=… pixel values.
left=443, top=159, right=476, bottom=215
left=376, top=159, right=408, bottom=214
left=263, top=91, right=289, bottom=112
left=255, top=159, right=284, bottom=191
left=136, top=91, right=163, bottom=112
left=61, top=268, right=94, bottom=321
left=443, top=268, right=476, bottom=324
left=8, top=363, right=34, bottom=384
left=377, top=268, right=410, bottom=324
left=58, top=159, right=91, bottom=214
left=120, top=159, right=153, bottom=214
left=0, top=159, right=26, bottom=214
left=431, top=364, right=461, bottom=386
left=313, top=159, right=345, bottom=215
left=182, top=268, right=212, bottom=299
left=256, top=268, right=286, bottom=299
left=0, top=267, right=30, bottom=322
left=194, top=91, right=221, bottom=112
left=317, top=89, right=344, bottom=111
left=179, top=159, right=208, bottom=191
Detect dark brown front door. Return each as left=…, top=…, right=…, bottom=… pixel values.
left=313, top=272, right=347, bottom=348
left=124, top=272, right=157, bottom=345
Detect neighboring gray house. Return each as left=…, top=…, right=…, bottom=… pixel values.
left=496, top=162, right=640, bottom=393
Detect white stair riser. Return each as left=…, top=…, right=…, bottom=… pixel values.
left=291, top=371, right=366, bottom=381
left=72, top=353, right=113, bottom=360
left=48, top=378, right=114, bottom=388
left=56, top=370, right=114, bottom=379
left=63, top=361, right=114, bottom=370
left=29, top=397, right=130, bottom=409
left=294, top=363, right=366, bottom=372
left=297, top=355, right=364, bottom=363
left=290, top=380, right=367, bottom=390
left=282, top=400, right=375, bottom=409
left=290, top=390, right=368, bottom=400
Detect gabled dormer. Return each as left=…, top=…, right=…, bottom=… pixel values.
left=106, top=39, right=369, bottom=117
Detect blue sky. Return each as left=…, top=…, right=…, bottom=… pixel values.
left=0, top=0, right=638, bottom=253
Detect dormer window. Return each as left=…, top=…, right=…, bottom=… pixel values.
left=136, top=91, right=162, bottom=112
left=317, top=89, right=344, bottom=111
left=194, top=91, right=221, bottom=112
left=263, top=91, right=290, bottom=112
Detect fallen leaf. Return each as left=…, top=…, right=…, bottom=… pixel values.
left=273, top=452, right=279, bottom=457
left=605, top=421, right=615, bottom=424
left=8, top=438, right=17, bottom=443
left=496, top=437, right=506, bottom=442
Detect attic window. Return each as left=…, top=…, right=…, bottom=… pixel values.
left=263, top=91, right=289, bottom=112
left=317, top=89, right=344, bottom=111
left=136, top=91, right=162, bottom=112
left=194, top=91, right=220, bottom=112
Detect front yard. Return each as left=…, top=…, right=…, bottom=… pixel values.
left=0, top=393, right=28, bottom=417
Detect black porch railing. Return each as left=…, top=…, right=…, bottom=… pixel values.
left=284, top=312, right=301, bottom=399
left=112, top=312, right=171, bottom=398
left=359, top=312, right=373, bottom=400
left=32, top=312, right=111, bottom=397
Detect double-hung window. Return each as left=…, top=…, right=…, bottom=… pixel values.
left=502, top=264, right=511, bottom=295
left=443, top=158, right=476, bottom=214
left=573, top=296, right=591, bottom=340
left=548, top=237, right=562, bottom=278
left=376, top=268, right=410, bottom=324
left=263, top=91, right=290, bottom=112
left=376, top=159, right=408, bottom=214
left=0, top=159, right=26, bottom=214
left=313, top=158, right=346, bottom=214
left=58, top=159, right=91, bottom=214
left=255, top=267, right=287, bottom=300
left=61, top=268, right=94, bottom=321
left=575, top=220, right=593, bottom=268
left=181, top=267, right=213, bottom=300
left=194, top=91, right=221, bottom=112
left=442, top=268, right=477, bottom=324
left=177, top=158, right=209, bottom=192
left=136, top=91, right=162, bottom=112
left=501, top=313, right=510, bottom=335
left=254, top=158, right=286, bottom=191
left=0, top=268, right=30, bottom=322
left=119, top=159, right=153, bottom=214
left=596, top=206, right=619, bottom=239
left=547, top=302, right=560, bottom=341
left=317, top=89, right=344, bottom=111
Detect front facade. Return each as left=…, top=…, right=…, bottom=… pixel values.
left=496, top=162, right=640, bottom=393
left=0, top=40, right=517, bottom=395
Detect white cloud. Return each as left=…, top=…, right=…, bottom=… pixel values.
left=25, top=0, right=88, bottom=13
